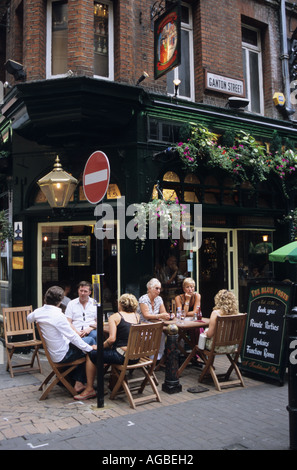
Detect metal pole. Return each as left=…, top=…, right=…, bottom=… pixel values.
left=96, top=224, right=105, bottom=408
left=286, top=307, right=297, bottom=449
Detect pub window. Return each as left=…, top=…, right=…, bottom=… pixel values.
left=184, top=173, right=200, bottom=202
left=148, top=118, right=183, bottom=143
left=152, top=171, right=180, bottom=201
left=223, top=177, right=238, bottom=206
left=166, top=2, right=194, bottom=100
left=47, top=0, right=68, bottom=77
left=94, top=1, right=114, bottom=79
left=242, top=24, right=264, bottom=114
left=203, top=175, right=220, bottom=205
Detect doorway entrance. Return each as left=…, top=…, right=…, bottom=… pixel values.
left=198, top=231, right=229, bottom=316
left=37, top=220, right=120, bottom=313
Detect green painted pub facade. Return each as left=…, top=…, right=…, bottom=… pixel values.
left=1, top=75, right=297, bottom=317
left=1, top=0, right=297, bottom=319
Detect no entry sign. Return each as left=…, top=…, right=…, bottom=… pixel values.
left=83, top=151, right=110, bottom=204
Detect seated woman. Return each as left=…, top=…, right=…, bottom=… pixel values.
left=205, top=289, right=239, bottom=351
left=175, top=277, right=202, bottom=350
left=175, top=277, right=201, bottom=317
left=138, top=278, right=170, bottom=360
left=138, top=278, right=170, bottom=322
left=74, top=293, right=140, bottom=400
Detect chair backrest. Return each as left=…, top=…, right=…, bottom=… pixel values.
left=3, top=306, right=34, bottom=339
left=36, top=323, right=54, bottom=365
left=211, top=313, right=247, bottom=351
left=123, top=322, right=163, bottom=363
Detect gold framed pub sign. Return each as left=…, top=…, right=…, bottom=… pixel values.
left=154, top=1, right=181, bottom=80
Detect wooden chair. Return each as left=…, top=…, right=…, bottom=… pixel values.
left=109, top=322, right=163, bottom=409
left=36, top=323, right=86, bottom=400
left=197, top=313, right=247, bottom=391
left=3, top=306, right=42, bottom=378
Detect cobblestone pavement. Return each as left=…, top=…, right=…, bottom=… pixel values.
left=0, top=348, right=292, bottom=451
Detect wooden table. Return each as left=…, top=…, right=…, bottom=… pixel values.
left=163, top=317, right=210, bottom=355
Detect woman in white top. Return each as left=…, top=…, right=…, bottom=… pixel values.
left=138, top=278, right=170, bottom=359
left=138, top=278, right=170, bottom=322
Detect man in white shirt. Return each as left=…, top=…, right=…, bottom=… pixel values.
left=65, top=281, right=97, bottom=344
left=28, top=285, right=96, bottom=394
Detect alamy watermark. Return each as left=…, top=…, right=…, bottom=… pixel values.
left=289, top=339, right=297, bottom=365
left=93, top=197, right=202, bottom=250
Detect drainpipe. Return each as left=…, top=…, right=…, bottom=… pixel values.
left=280, top=0, right=295, bottom=117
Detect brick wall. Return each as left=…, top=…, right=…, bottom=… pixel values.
left=2, top=0, right=295, bottom=120
left=68, top=0, right=93, bottom=76
left=23, top=0, right=46, bottom=81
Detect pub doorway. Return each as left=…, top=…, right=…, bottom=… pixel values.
left=198, top=231, right=230, bottom=317
left=37, top=220, right=120, bottom=313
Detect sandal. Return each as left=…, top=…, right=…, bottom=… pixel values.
left=74, top=390, right=97, bottom=400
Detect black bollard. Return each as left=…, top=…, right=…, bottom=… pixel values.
left=286, top=306, right=297, bottom=450
left=162, top=324, right=182, bottom=394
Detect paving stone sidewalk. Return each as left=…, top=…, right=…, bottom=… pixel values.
left=0, top=348, right=292, bottom=450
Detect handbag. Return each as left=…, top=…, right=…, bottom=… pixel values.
left=198, top=332, right=207, bottom=349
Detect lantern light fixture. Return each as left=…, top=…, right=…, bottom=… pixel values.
left=37, top=156, right=78, bottom=208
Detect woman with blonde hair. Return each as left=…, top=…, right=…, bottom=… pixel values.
left=175, top=277, right=201, bottom=317
left=205, top=289, right=239, bottom=340
left=74, top=293, right=140, bottom=400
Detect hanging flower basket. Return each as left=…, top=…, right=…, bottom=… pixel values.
left=172, top=123, right=297, bottom=194
left=133, top=199, right=187, bottom=251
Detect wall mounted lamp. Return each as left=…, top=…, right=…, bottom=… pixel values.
left=173, top=78, right=181, bottom=97
left=227, top=96, right=249, bottom=109
left=136, top=71, right=149, bottom=86
left=4, top=59, right=26, bottom=81
left=3, top=81, right=12, bottom=89
left=37, top=156, right=78, bottom=208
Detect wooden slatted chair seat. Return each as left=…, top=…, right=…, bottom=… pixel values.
left=109, top=322, right=163, bottom=409
left=36, top=323, right=86, bottom=400
left=3, top=306, right=42, bottom=378
left=198, top=313, right=247, bottom=391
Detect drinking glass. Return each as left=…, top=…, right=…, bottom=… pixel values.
left=180, top=309, right=185, bottom=323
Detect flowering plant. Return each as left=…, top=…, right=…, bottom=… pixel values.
left=133, top=198, right=187, bottom=251
left=270, top=149, right=297, bottom=179
left=172, top=123, right=297, bottom=193
left=209, top=131, right=269, bottom=186
left=175, top=124, right=218, bottom=172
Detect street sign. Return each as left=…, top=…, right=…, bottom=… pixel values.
left=83, top=151, right=110, bottom=204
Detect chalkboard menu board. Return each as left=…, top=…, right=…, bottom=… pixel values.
left=241, top=283, right=294, bottom=384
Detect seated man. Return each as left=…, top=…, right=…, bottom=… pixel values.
left=65, top=280, right=97, bottom=344
left=28, top=285, right=96, bottom=393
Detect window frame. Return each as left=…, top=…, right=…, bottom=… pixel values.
left=46, top=0, right=68, bottom=79
left=93, top=0, right=114, bottom=81
left=46, top=0, right=114, bottom=80
left=242, top=24, right=264, bottom=115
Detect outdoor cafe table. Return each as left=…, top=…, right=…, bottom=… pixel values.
left=163, top=317, right=210, bottom=351
left=162, top=316, right=210, bottom=375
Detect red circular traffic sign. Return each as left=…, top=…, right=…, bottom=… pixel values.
left=83, top=151, right=110, bottom=204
